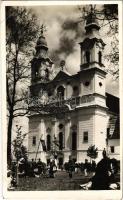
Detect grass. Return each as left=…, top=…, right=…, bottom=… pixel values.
left=10, top=171, right=120, bottom=191
left=14, top=171, right=92, bottom=191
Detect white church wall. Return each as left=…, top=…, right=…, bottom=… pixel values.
left=28, top=118, right=41, bottom=151
left=78, top=110, right=94, bottom=151
left=80, top=74, right=94, bottom=96
left=66, top=84, right=73, bottom=99
left=94, top=72, right=106, bottom=96
left=108, top=139, right=120, bottom=160
left=94, top=109, right=108, bottom=161
left=94, top=95, right=106, bottom=107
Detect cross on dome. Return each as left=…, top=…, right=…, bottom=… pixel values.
left=40, top=24, right=47, bottom=36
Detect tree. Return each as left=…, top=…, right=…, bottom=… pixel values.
left=78, top=4, right=119, bottom=78
left=6, top=6, right=39, bottom=168
left=87, top=145, right=98, bottom=162
left=12, top=125, right=28, bottom=162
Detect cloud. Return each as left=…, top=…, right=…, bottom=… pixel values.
left=66, top=46, right=80, bottom=74
left=106, top=74, right=119, bottom=97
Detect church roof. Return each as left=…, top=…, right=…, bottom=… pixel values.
left=37, top=35, right=47, bottom=47
left=80, top=37, right=106, bottom=50
left=106, top=92, right=119, bottom=114
left=106, top=93, right=120, bottom=140
left=85, top=12, right=100, bottom=33
left=108, top=116, right=120, bottom=140
left=52, top=70, right=71, bottom=82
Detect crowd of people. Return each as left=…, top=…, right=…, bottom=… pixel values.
left=64, top=159, right=97, bottom=177
left=8, top=151, right=120, bottom=190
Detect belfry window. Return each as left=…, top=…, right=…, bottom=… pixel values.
left=59, top=132, right=63, bottom=150
left=47, top=134, right=51, bottom=151
left=72, top=132, right=77, bottom=150
left=98, top=51, right=102, bottom=64
left=35, top=70, right=38, bottom=78
left=57, top=86, right=65, bottom=100
left=85, top=51, right=90, bottom=63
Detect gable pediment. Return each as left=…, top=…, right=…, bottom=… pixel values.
left=53, top=70, right=71, bottom=82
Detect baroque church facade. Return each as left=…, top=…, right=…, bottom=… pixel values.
left=28, top=12, right=120, bottom=166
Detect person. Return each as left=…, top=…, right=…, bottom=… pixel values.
left=91, top=160, right=96, bottom=175
left=102, top=148, right=107, bottom=158
left=84, top=159, right=89, bottom=176
left=37, top=158, right=43, bottom=176
left=49, top=160, right=57, bottom=178
left=18, top=158, right=25, bottom=177
left=80, top=155, right=119, bottom=190
left=7, top=170, right=17, bottom=189
left=30, top=159, right=36, bottom=177
left=68, top=159, right=74, bottom=178
left=91, top=154, right=112, bottom=190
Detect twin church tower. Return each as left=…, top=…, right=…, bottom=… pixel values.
left=28, top=8, right=108, bottom=165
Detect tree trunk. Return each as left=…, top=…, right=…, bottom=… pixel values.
left=7, top=110, right=14, bottom=169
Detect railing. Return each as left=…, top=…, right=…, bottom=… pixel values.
left=28, top=94, right=95, bottom=113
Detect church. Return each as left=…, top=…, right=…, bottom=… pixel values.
left=28, top=10, right=120, bottom=167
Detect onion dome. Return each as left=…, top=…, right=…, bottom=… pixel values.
left=36, top=35, right=48, bottom=50
left=85, top=12, right=100, bottom=33
left=36, top=25, right=48, bottom=51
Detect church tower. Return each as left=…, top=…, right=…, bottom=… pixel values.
left=79, top=7, right=107, bottom=102
left=31, top=25, right=53, bottom=85
left=77, top=7, right=108, bottom=162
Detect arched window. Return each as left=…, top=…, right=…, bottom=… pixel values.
left=98, top=51, right=102, bottom=63
left=57, top=86, right=65, bottom=100
left=72, top=132, right=77, bottom=150
left=85, top=51, right=90, bottom=63
left=59, top=132, right=63, bottom=150
left=73, top=86, right=79, bottom=96
left=47, top=134, right=51, bottom=151
left=45, top=68, right=49, bottom=80
left=59, top=123, right=64, bottom=130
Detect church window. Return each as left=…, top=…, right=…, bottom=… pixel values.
left=110, top=146, right=115, bottom=153
left=48, top=91, right=52, bottom=97
left=107, top=128, right=110, bottom=138
left=84, top=81, right=90, bottom=86
left=73, top=86, right=79, bottom=96
left=35, top=70, right=38, bottom=78
left=99, top=82, right=102, bottom=87
left=85, top=51, right=90, bottom=63
left=59, top=132, right=63, bottom=150
left=83, top=132, right=88, bottom=143
left=32, top=136, right=36, bottom=146
left=57, top=86, right=65, bottom=100
left=98, top=51, right=102, bottom=63
left=45, top=68, right=49, bottom=80
left=46, top=127, right=51, bottom=134
left=47, top=134, right=51, bottom=151
left=72, top=132, right=77, bottom=150
left=59, top=124, right=64, bottom=129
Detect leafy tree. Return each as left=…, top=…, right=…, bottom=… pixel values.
left=12, top=125, right=28, bottom=162
left=6, top=6, right=39, bottom=168
left=87, top=145, right=98, bottom=162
